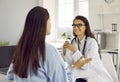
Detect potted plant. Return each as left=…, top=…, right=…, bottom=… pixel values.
left=61, top=32, right=71, bottom=42
left=0, top=41, right=9, bottom=46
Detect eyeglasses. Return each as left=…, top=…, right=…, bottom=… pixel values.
left=72, top=24, right=85, bottom=28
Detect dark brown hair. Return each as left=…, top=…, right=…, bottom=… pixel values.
left=13, top=6, right=49, bottom=78
left=72, top=15, right=101, bottom=58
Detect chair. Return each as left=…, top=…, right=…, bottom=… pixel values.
left=101, top=52, right=119, bottom=82
left=116, top=54, right=120, bottom=81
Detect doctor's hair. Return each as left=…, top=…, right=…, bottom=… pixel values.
left=72, top=15, right=101, bottom=58
left=13, top=6, right=49, bottom=78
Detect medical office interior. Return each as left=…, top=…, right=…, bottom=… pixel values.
left=0, top=0, right=120, bottom=82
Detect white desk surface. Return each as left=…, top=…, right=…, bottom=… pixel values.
left=0, top=74, right=6, bottom=81
left=0, top=74, right=12, bottom=82
left=0, top=74, right=18, bottom=82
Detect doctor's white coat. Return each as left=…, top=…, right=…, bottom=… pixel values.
left=64, top=36, right=114, bottom=82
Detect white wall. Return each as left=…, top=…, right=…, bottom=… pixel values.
left=89, top=0, right=120, bottom=49
left=0, top=0, right=39, bottom=45
left=42, top=0, right=57, bottom=42
left=1, top=0, right=120, bottom=46
left=89, top=0, right=120, bottom=31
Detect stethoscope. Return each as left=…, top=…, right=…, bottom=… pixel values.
left=71, top=36, right=87, bottom=57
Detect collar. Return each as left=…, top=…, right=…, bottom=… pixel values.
left=79, top=35, right=86, bottom=44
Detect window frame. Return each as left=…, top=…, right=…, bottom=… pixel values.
left=56, top=0, right=89, bottom=42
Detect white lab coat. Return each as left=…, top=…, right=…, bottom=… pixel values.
left=64, top=36, right=114, bottom=82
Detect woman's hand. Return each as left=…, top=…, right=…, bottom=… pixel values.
left=73, top=56, right=92, bottom=69
left=63, top=42, right=67, bottom=55
left=63, top=41, right=77, bottom=55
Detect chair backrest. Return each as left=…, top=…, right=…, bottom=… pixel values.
left=101, top=52, right=118, bottom=82
left=117, top=54, right=120, bottom=81
left=0, top=45, right=15, bottom=68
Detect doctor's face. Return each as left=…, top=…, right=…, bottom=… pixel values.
left=46, top=18, right=51, bottom=35
left=73, top=19, right=86, bottom=36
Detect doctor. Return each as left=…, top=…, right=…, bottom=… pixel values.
left=63, top=15, right=114, bottom=82
left=7, top=7, right=92, bottom=82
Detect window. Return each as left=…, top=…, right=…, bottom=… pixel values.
left=78, top=0, right=88, bottom=18
left=57, top=0, right=88, bottom=40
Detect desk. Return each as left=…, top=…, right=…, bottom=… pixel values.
left=0, top=74, right=15, bottom=82
left=0, top=74, right=8, bottom=82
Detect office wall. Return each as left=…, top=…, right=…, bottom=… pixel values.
left=0, top=0, right=39, bottom=45
left=89, top=0, right=120, bottom=31
left=42, top=0, right=57, bottom=42
left=89, top=0, right=120, bottom=49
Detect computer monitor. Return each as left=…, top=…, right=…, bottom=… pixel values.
left=0, top=45, right=15, bottom=74
left=0, top=45, right=15, bottom=68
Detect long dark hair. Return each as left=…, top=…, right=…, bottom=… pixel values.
left=13, top=6, right=49, bottom=78
left=72, top=15, right=101, bottom=58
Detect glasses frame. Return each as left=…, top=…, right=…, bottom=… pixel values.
left=72, top=23, right=85, bottom=28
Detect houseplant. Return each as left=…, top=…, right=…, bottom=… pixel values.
left=61, top=32, right=71, bottom=42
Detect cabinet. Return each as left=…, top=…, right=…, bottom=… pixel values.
left=94, top=31, right=119, bottom=50
left=91, top=0, right=120, bottom=14
left=89, top=0, right=120, bottom=48
left=89, top=0, right=120, bottom=79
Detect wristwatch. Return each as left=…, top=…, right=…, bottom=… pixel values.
left=104, top=0, right=114, bottom=3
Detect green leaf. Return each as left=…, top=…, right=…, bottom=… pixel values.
left=66, top=35, right=71, bottom=40
left=61, top=32, right=66, bottom=37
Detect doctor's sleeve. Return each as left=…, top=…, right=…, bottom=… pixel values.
left=64, top=49, right=82, bottom=66
left=85, top=39, right=100, bottom=59
left=83, top=38, right=101, bottom=68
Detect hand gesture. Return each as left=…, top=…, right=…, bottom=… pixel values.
left=63, top=41, right=77, bottom=55
left=73, top=56, right=92, bottom=69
